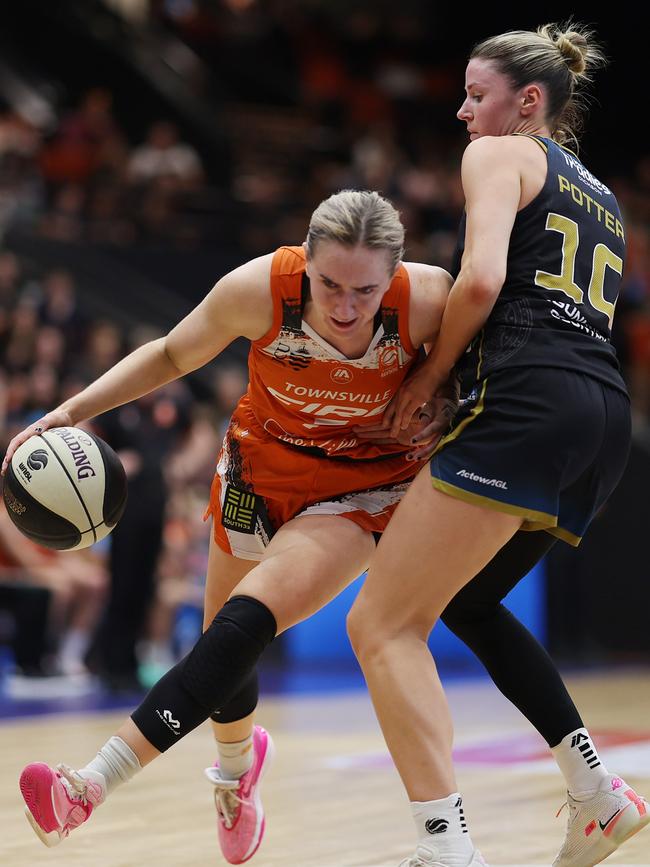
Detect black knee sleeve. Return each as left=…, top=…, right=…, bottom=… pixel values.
left=131, top=596, right=276, bottom=751
left=210, top=670, right=259, bottom=724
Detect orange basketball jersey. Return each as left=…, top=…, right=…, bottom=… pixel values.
left=243, top=245, right=417, bottom=459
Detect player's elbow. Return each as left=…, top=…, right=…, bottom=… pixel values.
left=459, top=265, right=505, bottom=305
left=161, top=337, right=187, bottom=376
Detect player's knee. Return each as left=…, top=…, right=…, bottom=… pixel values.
left=182, top=595, right=277, bottom=709
left=346, top=602, right=411, bottom=664
left=210, top=670, right=259, bottom=724
left=346, top=602, right=374, bottom=660
left=131, top=596, right=277, bottom=752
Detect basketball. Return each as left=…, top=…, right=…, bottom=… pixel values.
left=2, top=426, right=127, bottom=551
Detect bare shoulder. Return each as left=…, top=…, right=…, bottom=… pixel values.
left=164, top=252, right=275, bottom=373
left=463, top=135, right=545, bottom=173
left=403, top=262, right=453, bottom=348
left=204, top=252, right=275, bottom=341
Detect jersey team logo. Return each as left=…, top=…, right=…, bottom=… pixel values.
left=379, top=346, right=399, bottom=376
left=330, top=366, right=353, bottom=383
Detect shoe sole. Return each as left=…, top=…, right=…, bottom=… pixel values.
left=23, top=805, right=62, bottom=848
left=578, top=806, right=650, bottom=867
left=20, top=766, right=62, bottom=848
left=238, top=731, right=276, bottom=864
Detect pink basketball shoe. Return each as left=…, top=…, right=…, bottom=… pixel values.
left=19, top=762, right=105, bottom=847
left=204, top=725, right=274, bottom=864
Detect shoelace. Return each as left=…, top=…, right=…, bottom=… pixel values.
left=399, top=854, right=433, bottom=867
left=554, top=799, right=579, bottom=857
left=205, top=768, right=244, bottom=829
left=56, top=764, right=91, bottom=805
left=555, top=799, right=580, bottom=822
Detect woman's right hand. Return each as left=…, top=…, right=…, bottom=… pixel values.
left=1, top=408, right=74, bottom=476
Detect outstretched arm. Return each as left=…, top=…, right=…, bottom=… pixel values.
left=2, top=254, right=274, bottom=473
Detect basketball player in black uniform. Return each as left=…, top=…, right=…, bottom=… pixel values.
left=349, top=22, right=650, bottom=867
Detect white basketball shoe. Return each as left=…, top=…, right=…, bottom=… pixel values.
left=553, top=773, right=650, bottom=867
left=399, top=845, right=487, bottom=866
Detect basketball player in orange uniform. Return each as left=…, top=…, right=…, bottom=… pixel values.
left=5, top=190, right=454, bottom=863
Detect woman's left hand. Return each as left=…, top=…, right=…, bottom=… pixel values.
left=353, top=391, right=458, bottom=462
left=383, top=362, right=444, bottom=438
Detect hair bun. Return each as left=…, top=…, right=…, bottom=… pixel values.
left=556, top=32, right=588, bottom=75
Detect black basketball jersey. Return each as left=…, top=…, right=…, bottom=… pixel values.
left=452, top=135, right=627, bottom=393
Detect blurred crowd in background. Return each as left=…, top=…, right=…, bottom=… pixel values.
left=1, top=0, right=649, bottom=691
left=0, top=247, right=248, bottom=689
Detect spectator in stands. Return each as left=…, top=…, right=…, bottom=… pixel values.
left=0, top=502, right=108, bottom=676
left=127, top=121, right=204, bottom=189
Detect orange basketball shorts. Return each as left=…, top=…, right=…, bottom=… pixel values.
left=204, top=409, right=417, bottom=561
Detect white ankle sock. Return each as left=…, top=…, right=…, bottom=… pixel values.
left=217, top=733, right=254, bottom=780
left=411, top=793, right=475, bottom=866
left=551, top=727, right=609, bottom=799
left=79, top=736, right=142, bottom=797
left=58, top=629, right=91, bottom=674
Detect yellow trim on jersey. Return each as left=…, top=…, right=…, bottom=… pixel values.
left=556, top=141, right=579, bottom=159
left=513, top=133, right=548, bottom=153
left=476, top=331, right=486, bottom=382
left=431, top=377, right=488, bottom=456
left=513, top=132, right=580, bottom=160
left=430, top=478, right=558, bottom=526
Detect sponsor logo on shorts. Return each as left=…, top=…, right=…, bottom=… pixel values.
left=456, top=469, right=508, bottom=490
left=222, top=486, right=257, bottom=533
left=156, top=708, right=181, bottom=736
left=221, top=485, right=276, bottom=544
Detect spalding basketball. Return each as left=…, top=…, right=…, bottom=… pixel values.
left=2, top=426, right=127, bottom=550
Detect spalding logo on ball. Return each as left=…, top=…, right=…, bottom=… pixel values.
left=2, top=426, right=127, bottom=550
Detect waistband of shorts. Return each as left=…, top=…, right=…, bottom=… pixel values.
left=461, top=363, right=630, bottom=399
left=277, top=438, right=409, bottom=463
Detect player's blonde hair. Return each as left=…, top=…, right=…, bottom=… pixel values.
left=471, top=20, right=607, bottom=149
left=306, top=190, right=404, bottom=273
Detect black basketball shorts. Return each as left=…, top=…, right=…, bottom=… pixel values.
left=429, top=367, right=631, bottom=546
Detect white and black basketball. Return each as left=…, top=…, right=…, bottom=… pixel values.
left=2, top=426, right=127, bottom=550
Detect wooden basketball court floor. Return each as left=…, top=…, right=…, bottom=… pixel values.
left=1, top=669, right=648, bottom=866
